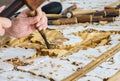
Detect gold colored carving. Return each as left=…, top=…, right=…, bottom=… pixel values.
left=0, top=29, right=120, bottom=57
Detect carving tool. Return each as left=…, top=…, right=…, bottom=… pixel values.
left=0, top=0, right=50, bottom=49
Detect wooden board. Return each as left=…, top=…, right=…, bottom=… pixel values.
left=62, top=43, right=120, bottom=81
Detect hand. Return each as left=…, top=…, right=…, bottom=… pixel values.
left=0, top=5, right=6, bottom=13
left=6, top=7, right=48, bottom=38
left=0, top=6, right=12, bottom=36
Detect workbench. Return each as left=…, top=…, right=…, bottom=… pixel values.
left=0, top=0, right=120, bottom=81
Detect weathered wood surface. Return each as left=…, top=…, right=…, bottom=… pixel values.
left=62, top=43, right=120, bottom=81
left=108, top=71, right=120, bottom=81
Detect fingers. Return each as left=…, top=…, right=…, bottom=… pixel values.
left=11, top=8, right=48, bottom=38
left=36, top=13, right=48, bottom=30
left=36, top=8, right=48, bottom=30
left=24, top=16, right=39, bottom=25
left=36, top=7, right=42, bottom=16
left=0, top=17, right=12, bottom=28
left=17, top=9, right=40, bottom=25
left=0, top=5, right=6, bottom=13
left=36, top=12, right=45, bottom=25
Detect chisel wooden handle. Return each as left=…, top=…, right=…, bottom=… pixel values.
left=48, top=17, right=78, bottom=25
left=77, top=15, right=114, bottom=23
left=76, top=15, right=102, bottom=23
left=46, top=14, right=66, bottom=20
left=89, top=9, right=120, bottom=17
left=66, top=8, right=97, bottom=18
left=48, top=15, right=114, bottom=25
left=62, top=4, right=77, bottom=14
left=105, top=1, right=120, bottom=9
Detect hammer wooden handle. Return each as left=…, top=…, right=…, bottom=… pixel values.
left=0, top=0, right=24, bottom=18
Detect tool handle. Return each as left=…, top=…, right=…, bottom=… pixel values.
left=88, top=9, right=120, bottom=17
left=105, top=1, right=120, bottom=9
left=0, top=0, right=24, bottom=18
left=48, top=17, right=77, bottom=25
left=30, top=11, right=50, bottom=49
left=66, top=9, right=97, bottom=18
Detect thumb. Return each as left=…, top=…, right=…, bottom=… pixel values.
left=0, top=5, right=6, bottom=13
left=0, top=17, right=11, bottom=28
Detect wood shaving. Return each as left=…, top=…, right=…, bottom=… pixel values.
left=57, top=64, right=62, bottom=68
left=0, top=29, right=120, bottom=57
left=41, top=49, right=68, bottom=57
left=18, top=75, right=24, bottom=79
left=7, top=76, right=14, bottom=80
left=4, top=58, right=32, bottom=67
left=99, top=39, right=109, bottom=46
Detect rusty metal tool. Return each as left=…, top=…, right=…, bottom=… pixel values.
left=0, top=0, right=50, bottom=49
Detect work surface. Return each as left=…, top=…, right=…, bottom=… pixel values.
left=0, top=0, right=120, bottom=81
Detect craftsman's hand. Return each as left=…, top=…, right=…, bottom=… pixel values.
left=0, top=5, right=6, bottom=13
left=6, top=8, right=48, bottom=38
left=0, top=6, right=12, bottom=36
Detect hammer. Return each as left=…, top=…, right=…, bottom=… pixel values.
left=0, top=0, right=50, bottom=49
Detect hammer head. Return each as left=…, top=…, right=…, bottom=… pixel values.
left=24, top=0, right=45, bottom=10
